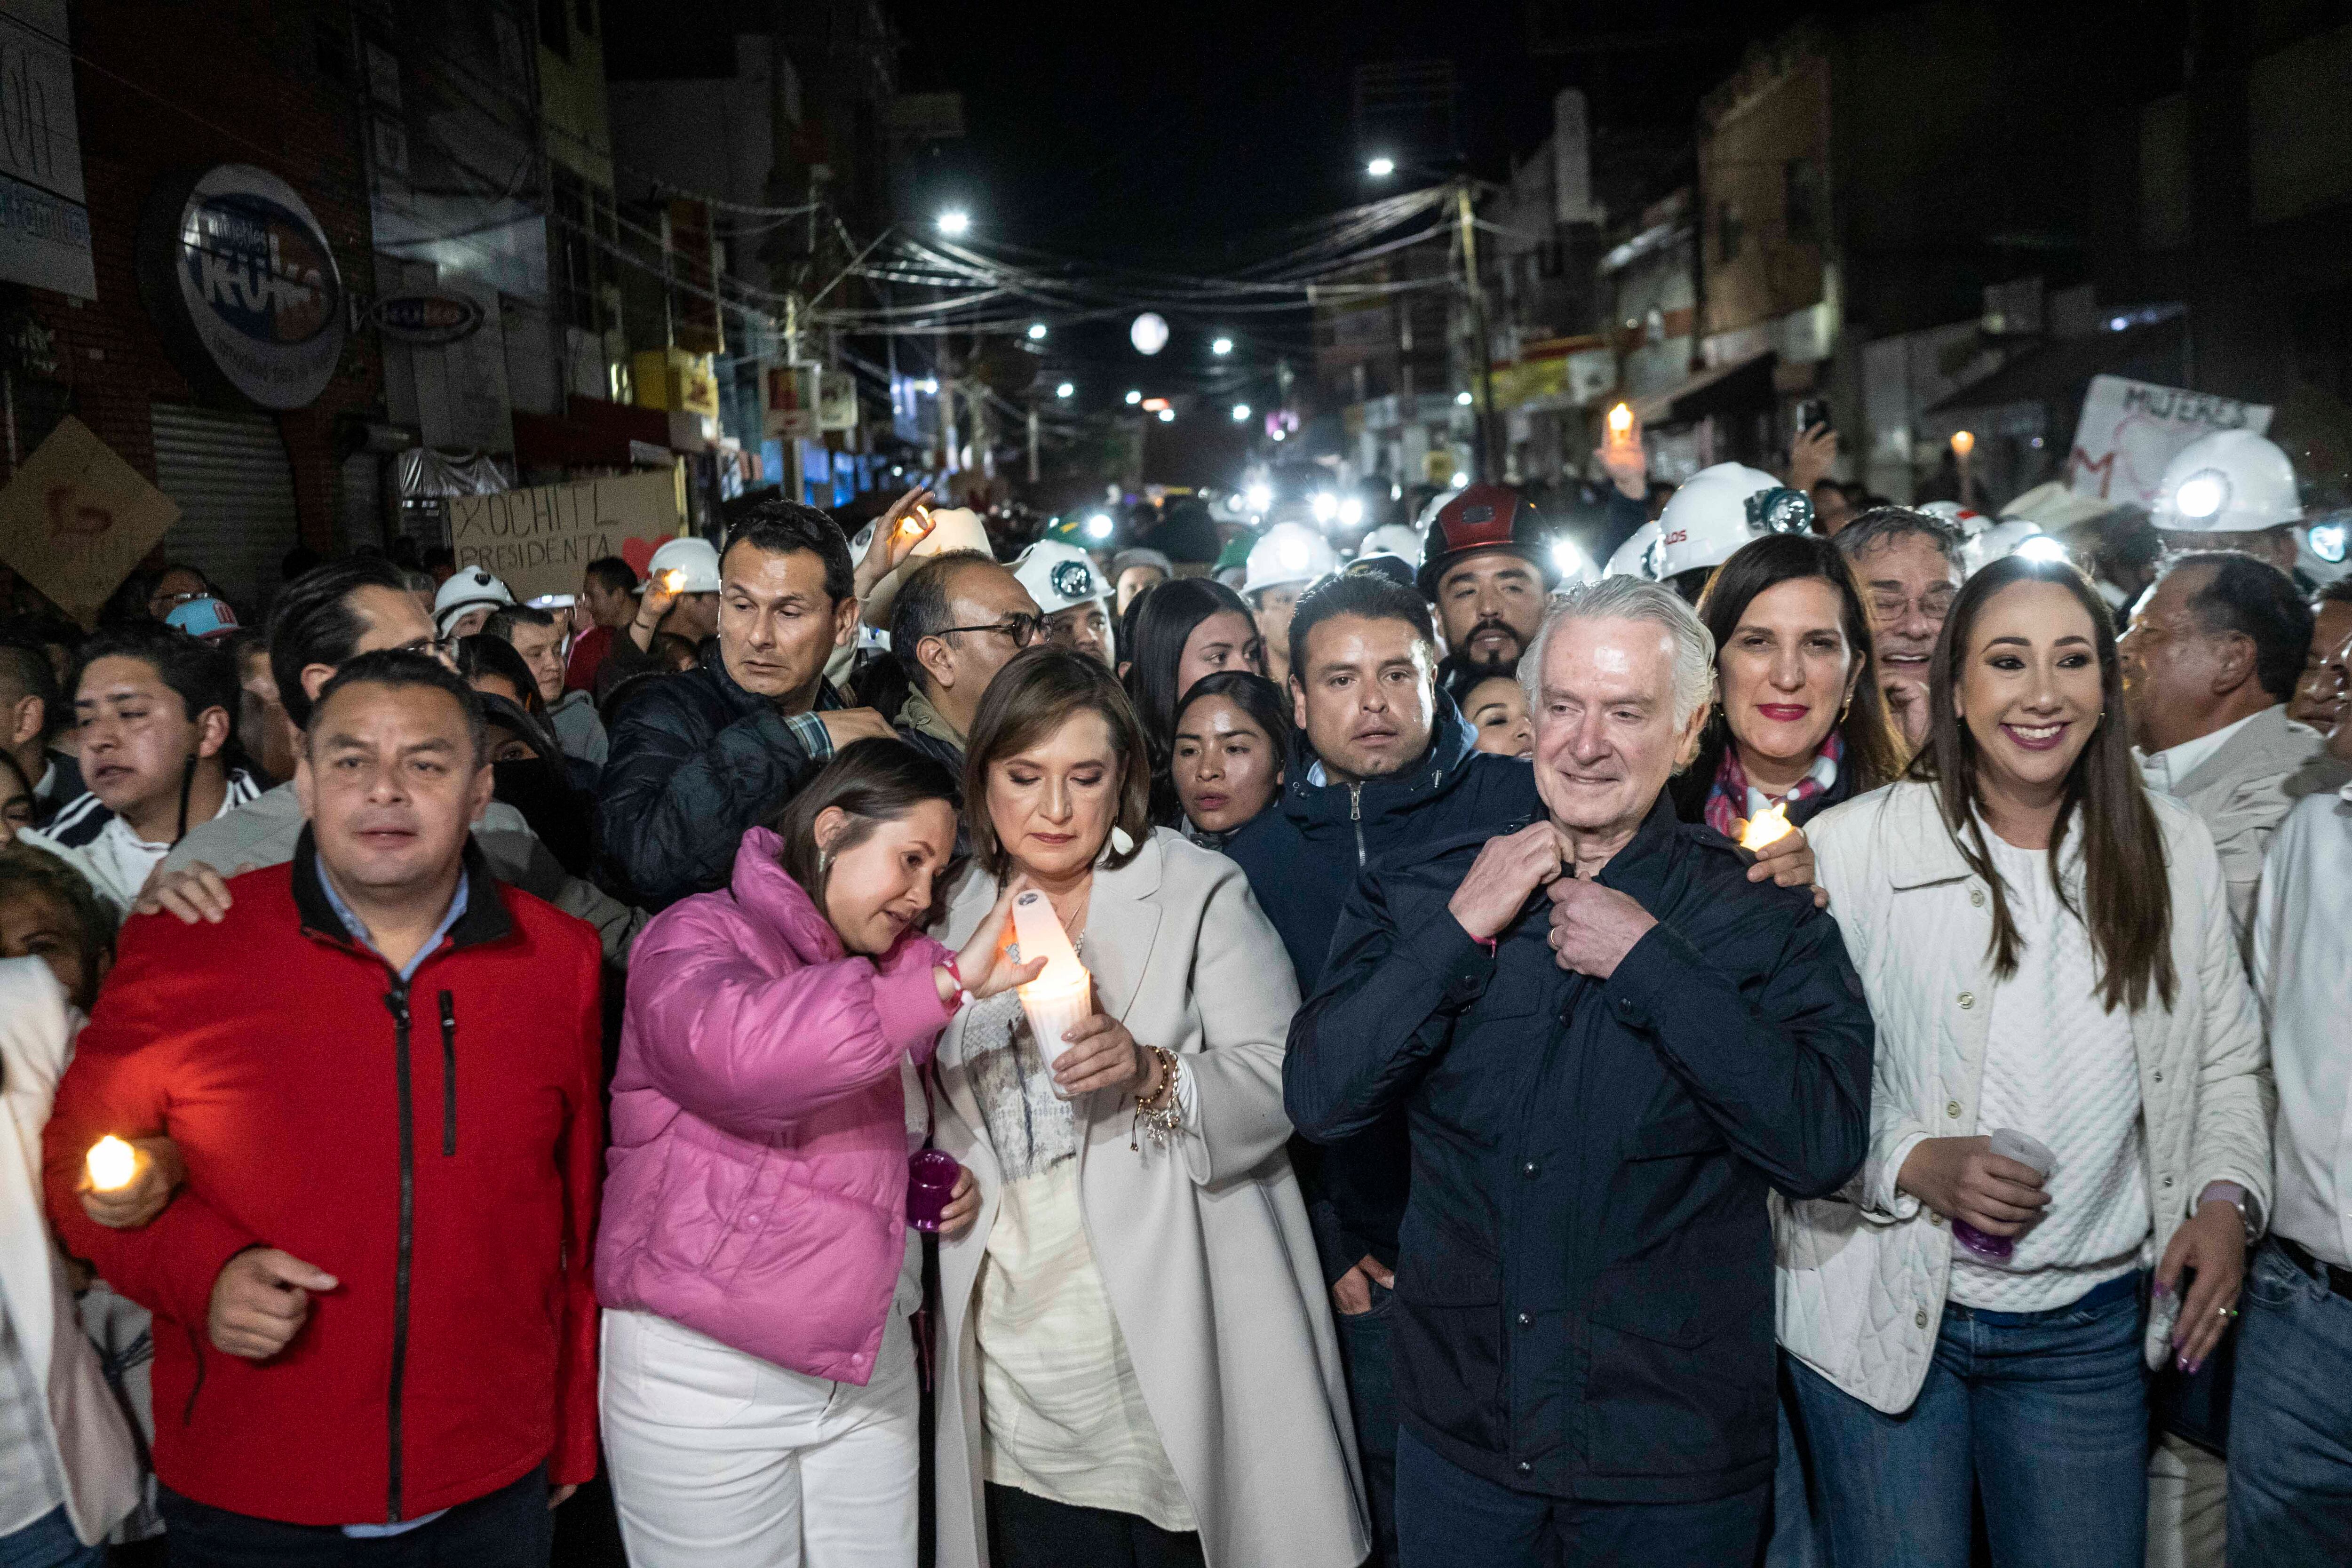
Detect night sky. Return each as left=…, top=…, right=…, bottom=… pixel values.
left=887, top=0, right=1837, bottom=409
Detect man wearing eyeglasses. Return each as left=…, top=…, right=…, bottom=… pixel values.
left=887, top=551, right=1043, bottom=766
left=1834, top=508, right=1966, bottom=753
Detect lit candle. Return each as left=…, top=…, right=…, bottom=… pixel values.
left=1606, top=401, right=1634, bottom=438
left=1949, top=430, right=1976, bottom=460
left=656, top=568, right=685, bottom=593
left=1012, top=890, right=1093, bottom=1095
left=1740, top=801, right=1794, bottom=852
left=897, top=506, right=930, bottom=541
left=86, top=1136, right=137, bottom=1193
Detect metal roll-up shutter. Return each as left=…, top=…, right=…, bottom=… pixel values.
left=150, top=403, right=301, bottom=616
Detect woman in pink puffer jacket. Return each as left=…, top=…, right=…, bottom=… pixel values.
left=595, top=740, right=1037, bottom=1568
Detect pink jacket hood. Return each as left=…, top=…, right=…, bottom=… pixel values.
left=594, top=828, right=954, bottom=1383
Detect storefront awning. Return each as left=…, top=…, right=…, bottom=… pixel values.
left=1630, top=349, right=1776, bottom=427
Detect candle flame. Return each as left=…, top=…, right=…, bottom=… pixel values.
left=656, top=568, right=685, bottom=592
left=1740, top=802, right=1794, bottom=852
left=87, top=1136, right=136, bottom=1192
left=1606, top=402, right=1633, bottom=435
left=1949, top=430, right=1976, bottom=459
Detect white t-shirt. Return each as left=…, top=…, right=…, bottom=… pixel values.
left=1949, top=830, right=2151, bottom=1311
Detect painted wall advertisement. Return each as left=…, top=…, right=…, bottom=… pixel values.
left=447, top=469, right=680, bottom=602
left=0, top=0, right=95, bottom=298
left=2066, top=376, right=2273, bottom=510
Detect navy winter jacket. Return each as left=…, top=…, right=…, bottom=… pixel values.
left=595, top=643, right=842, bottom=909
left=1223, top=695, right=1538, bottom=1285
left=1285, top=794, right=1873, bottom=1503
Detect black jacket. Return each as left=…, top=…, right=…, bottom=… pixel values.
left=1223, top=696, right=1539, bottom=1285
left=594, top=643, right=841, bottom=909
left=1285, top=794, right=1872, bottom=1504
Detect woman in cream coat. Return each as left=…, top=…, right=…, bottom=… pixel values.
left=1776, top=557, right=2270, bottom=1568
left=927, top=647, right=1364, bottom=1568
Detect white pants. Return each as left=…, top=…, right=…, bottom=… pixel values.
left=2145, top=1431, right=2228, bottom=1568
left=600, top=1308, right=920, bottom=1568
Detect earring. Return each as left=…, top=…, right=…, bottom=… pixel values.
left=1839, top=695, right=1853, bottom=723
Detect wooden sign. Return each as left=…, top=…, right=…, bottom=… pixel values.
left=447, top=469, right=680, bottom=603
left=0, top=416, right=181, bottom=624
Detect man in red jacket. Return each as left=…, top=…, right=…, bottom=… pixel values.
left=44, top=651, right=603, bottom=1567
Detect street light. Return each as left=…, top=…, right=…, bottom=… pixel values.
left=937, top=209, right=970, bottom=237
left=1231, top=403, right=1251, bottom=422
left=1211, top=336, right=1233, bottom=356
left=1056, top=382, right=1075, bottom=399
left=1157, top=407, right=1175, bottom=423
left=1027, top=322, right=1048, bottom=342
left=1455, top=390, right=1474, bottom=406
left=1124, top=389, right=1143, bottom=406
left=1367, top=156, right=1396, bottom=177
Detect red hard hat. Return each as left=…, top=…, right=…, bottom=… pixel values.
left=1416, top=482, right=1557, bottom=600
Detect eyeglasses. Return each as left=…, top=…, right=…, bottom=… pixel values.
left=390, top=633, right=461, bottom=663
left=939, top=613, right=1043, bottom=647
left=1868, top=589, right=1956, bottom=622
left=149, top=589, right=205, bottom=612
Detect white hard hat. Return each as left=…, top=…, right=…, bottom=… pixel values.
left=1360, top=523, right=1420, bottom=560
left=434, top=565, right=514, bottom=633
left=1603, top=521, right=1663, bottom=581
left=849, top=507, right=995, bottom=621
left=1012, top=539, right=1112, bottom=613
left=1655, top=463, right=1812, bottom=579
left=1965, top=518, right=2061, bottom=574
left=1244, top=522, right=1339, bottom=597
left=644, top=537, right=722, bottom=594
left=2152, top=430, right=2301, bottom=534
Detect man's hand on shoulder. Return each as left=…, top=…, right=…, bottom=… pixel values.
left=135, top=860, right=255, bottom=925
left=1545, top=875, right=1657, bottom=980
left=817, top=707, right=897, bottom=750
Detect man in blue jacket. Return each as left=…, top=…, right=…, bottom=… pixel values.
left=1224, top=573, right=1536, bottom=1567
left=595, top=503, right=897, bottom=908
left=1285, top=577, right=1872, bottom=1567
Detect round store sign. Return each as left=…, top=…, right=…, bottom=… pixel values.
left=163, top=165, right=346, bottom=409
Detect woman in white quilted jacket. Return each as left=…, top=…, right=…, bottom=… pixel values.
left=1778, top=554, right=2271, bottom=1568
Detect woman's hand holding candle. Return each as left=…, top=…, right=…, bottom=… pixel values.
left=1051, top=1014, right=1153, bottom=1099
left=80, top=1134, right=186, bottom=1230
left=853, top=484, right=939, bottom=600
left=937, top=876, right=1047, bottom=1004
left=1736, top=814, right=1828, bottom=909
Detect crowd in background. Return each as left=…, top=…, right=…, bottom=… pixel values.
left=0, top=414, right=2346, bottom=1568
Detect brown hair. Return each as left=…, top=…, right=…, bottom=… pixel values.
left=1911, top=554, right=2174, bottom=1012
left=0, top=840, right=118, bottom=1012
left=770, top=737, right=962, bottom=916
left=964, top=645, right=1153, bottom=879
left=1676, top=534, right=1906, bottom=818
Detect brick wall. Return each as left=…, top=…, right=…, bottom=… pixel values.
left=23, top=0, right=385, bottom=554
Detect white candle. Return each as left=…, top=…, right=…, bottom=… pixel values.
left=1013, top=890, right=1093, bottom=1097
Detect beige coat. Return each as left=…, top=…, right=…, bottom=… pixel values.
left=929, top=829, right=1366, bottom=1568
left=1777, top=783, right=2272, bottom=1414
left=2161, top=703, right=2347, bottom=944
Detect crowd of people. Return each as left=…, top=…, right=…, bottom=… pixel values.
left=0, top=417, right=2347, bottom=1568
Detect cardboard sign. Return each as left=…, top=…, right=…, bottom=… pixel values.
left=447, top=469, right=680, bottom=603
left=0, top=416, right=181, bottom=623
left=2067, top=375, right=2273, bottom=510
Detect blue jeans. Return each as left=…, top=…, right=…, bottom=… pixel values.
left=1393, top=1425, right=1767, bottom=1568
left=1335, top=1281, right=1400, bottom=1568
left=2227, top=1240, right=2352, bottom=1564
left=0, top=1508, right=102, bottom=1568
left=1787, top=1274, right=2147, bottom=1568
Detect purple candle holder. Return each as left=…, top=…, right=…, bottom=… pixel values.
left=906, top=1148, right=962, bottom=1233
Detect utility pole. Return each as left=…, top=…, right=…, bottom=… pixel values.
left=1027, top=399, right=1040, bottom=483
left=1455, top=180, right=1500, bottom=481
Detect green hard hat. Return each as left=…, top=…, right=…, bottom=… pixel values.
left=1213, top=533, right=1254, bottom=572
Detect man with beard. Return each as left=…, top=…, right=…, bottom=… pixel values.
left=1418, top=484, right=1558, bottom=678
